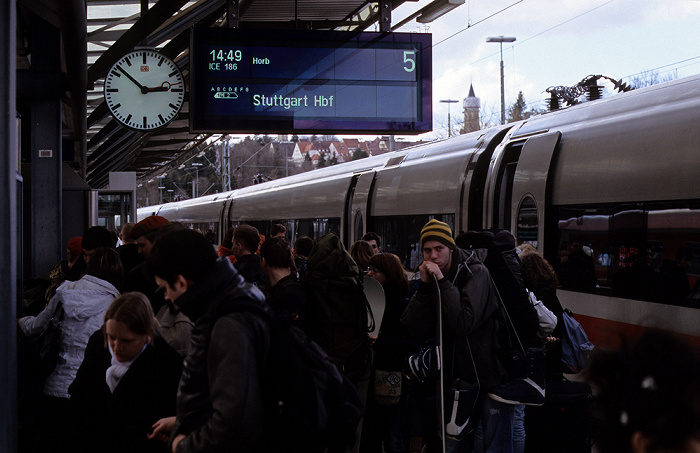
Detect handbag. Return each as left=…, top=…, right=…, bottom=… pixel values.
left=445, top=334, right=480, bottom=440
left=527, top=290, right=557, bottom=338
left=31, top=302, right=64, bottom=377
left=374, top=369, right=402, bottom=405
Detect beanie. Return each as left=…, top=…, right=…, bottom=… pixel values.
left=420, top=219, right=456, bottom=250
left=68, top=237, right=83, bottom=256
left=131, top=215, right=169, bottom=240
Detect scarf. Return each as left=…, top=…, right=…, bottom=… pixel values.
left=105, top=343, right=147, bottom=393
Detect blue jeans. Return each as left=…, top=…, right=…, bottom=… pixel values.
left=447, top=396, right=514, bottom=453
left=513, top=404, right=525, bottom=453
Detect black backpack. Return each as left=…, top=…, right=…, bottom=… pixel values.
left=455, top=229, right=540, bottom=349
left=304, top=233, right=372, bottom=383
left=260, top=308, right=365, bottom=453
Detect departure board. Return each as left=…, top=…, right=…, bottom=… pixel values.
left=190, top=28, right=432, bottom=134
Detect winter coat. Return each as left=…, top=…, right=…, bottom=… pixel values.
left=69, top=331, right=182, bottom=453
left=19, top=275, right=120, bottom=398
left=373, top=288, right=416, bottom=372
left=170, top=258, right=270, bottom=453
left=401, top=248, right=507, bottom=390
left=530, top=282, right=565, bottom=379
left=124, top=261, right=166, bottom=313
left=155, top=303, right=194, bottom=357
left=216, top=244, right=237, bottom=266
left=234, top=253, right=267, bottom=288
left=266, top=274, right=311, bottom=334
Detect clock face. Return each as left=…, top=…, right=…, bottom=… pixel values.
left=104, top=50, right=185, bottom=131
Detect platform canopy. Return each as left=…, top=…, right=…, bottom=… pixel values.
left=16, top=0, right=458, bottom=188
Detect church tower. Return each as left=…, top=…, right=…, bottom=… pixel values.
left=461, top=84, right=481, bottom=134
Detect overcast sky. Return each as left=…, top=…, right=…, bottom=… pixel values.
left=91, top=1, right=700, bottom=141
left=388, top=0, right=700, bottom=139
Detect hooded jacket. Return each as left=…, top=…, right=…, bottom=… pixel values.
left=19, top=275, right=120, bottom=398
left=170, top=258, right=270, bottom=453
left=401, top=248, right=507, bottom=390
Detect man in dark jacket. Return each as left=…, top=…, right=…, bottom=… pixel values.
left=232, top=224, right=267, bottom=288
left=260, top=237, right=311, bottom=334
left=401, top=219, right=511, bottom=453
left=148, top=228, right=270, bottom=453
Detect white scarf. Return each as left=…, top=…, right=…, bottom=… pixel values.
left=105, top=343, right=147, bottom=393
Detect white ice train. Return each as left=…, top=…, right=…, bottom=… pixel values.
left=139, top=74, right=700, bottom=350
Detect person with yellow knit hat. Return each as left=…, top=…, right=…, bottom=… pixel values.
left=401, top=219, right=513, bottom=453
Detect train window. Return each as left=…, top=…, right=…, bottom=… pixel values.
left=184, top=222, right=218, bottom=244
left=291, top=218, right=341, bottom=242
left=517, top=196, right=538, bottom=248
left=373, top=214, right=455, bottom=269
left=556, top=205, right=700, bottom=307
left=354, top=211, right=364, bottom=243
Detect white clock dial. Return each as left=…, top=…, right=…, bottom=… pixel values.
left=104, top=50, right=185, bottom=131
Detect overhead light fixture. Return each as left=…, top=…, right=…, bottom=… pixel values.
left=416, top=0, right=465, bottom=23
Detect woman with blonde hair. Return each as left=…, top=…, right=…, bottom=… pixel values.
left=70, top=292, right=182, bottom=453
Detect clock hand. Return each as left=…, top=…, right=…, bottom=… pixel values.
left=117, top=66, right=149, bottom=94
left=146, top=81, right=171, bottom=93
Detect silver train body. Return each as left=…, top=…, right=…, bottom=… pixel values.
left=139, top=74, right=700, bottom=349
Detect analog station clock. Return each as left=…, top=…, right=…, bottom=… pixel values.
left=104, top=49, right=185, bottom=131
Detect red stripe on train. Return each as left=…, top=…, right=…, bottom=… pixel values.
left=574, top=314, right=700, bottom=350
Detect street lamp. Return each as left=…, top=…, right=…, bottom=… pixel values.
left=191, top=162, right=203, bottom=198
left=440, top=99, right=459, bottom=137
left=158, top=186, right=165, bottom=204
left=486, top=35, right=516, bottom=125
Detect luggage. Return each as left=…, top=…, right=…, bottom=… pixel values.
left=304, top=233, right=372, bottom=382
left=560, top=309, right=595, bottom=373
left=260, top=308, right=365, bottom=453
left=455, top=229, right=541, bottom=349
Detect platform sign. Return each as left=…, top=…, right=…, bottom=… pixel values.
left=190, top=28, right=432, bottom=134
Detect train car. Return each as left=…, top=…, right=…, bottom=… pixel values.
left=138, top=74, right=700, bottom=350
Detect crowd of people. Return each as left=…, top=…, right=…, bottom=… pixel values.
left=16, top=218, right=700, bottom=453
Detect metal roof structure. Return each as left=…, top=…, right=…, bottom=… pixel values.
left=16, top=0, right=449, bottom=188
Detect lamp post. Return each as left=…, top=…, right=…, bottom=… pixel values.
left=158, top=186, right=165, bottom=204
left=191, top=162, right=203, bottom=198
left=486, top=35, right=516, bottom=125
left=440, top=99, right=459, bottom=137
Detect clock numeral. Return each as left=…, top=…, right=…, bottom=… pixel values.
left=172, top=88, right=184, bottom=93
left=143, top=116, right=147, bottom=128
left=143, top=52, right=147, bottom=65
left=112, top=70, right=121, bottom=78
left=113, top=103, right=122, bottom=110
left=125, top=58, right=132, bottom=67
left=106, top=89, right=118, bottom=93
left=168, top=70, right=179, bottom=78
left=158, top=56, right=165, bottom=67
left=169, top=103, right=178, bottom=110
left=125, top=114, right=132, bottom=123
left=158, top=114, right=165, bottom=124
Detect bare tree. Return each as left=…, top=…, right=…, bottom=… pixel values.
left=630, top=69, right=678, bottom=89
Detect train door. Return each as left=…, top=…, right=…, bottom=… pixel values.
left=219, top=198, right=234, bottom=244
left=344, top=171, right=376, bottom=247
left=485, top=131, right=561, bottom=250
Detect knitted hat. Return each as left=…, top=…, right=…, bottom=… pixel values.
left=131, top=215, right=169, bottom=239
left=67, top=236, right=83, bottom=256
left=420, top=219, right=456, bottom=250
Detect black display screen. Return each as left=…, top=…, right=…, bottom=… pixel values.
left=190, top=28, right=432, bottom=134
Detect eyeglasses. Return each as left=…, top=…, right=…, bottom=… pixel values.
left=367, top=266, right=382, bottom=274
